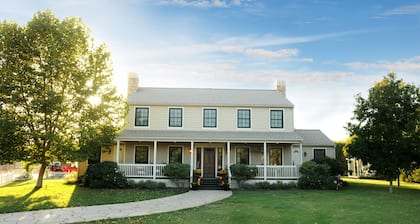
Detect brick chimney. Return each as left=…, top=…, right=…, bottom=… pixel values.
left=127, top=72, right=139, bottom=96
left=275, top=80, right=286, bottom=96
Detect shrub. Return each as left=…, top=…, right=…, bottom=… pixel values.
left=163, top=163, right=190, bottom=188
left=230, top=163, right=258, bottom=188
left=128, top=180, right=166, bottom=189
left=298, top=161, right=336, bottom=190
left=85, top=161, right=128, bottom=188
left=401, top=168, right=420, bottom=183
left=313, top=157, right=346, bottom=176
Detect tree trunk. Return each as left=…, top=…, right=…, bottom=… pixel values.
left=389, top=179, right=393, bottom=193
left=35, top=164, right=47, bottom=188
left=397, top=175, right=400, bottom=187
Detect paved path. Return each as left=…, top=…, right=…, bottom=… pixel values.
left=0, top=190, right=232, bottom=224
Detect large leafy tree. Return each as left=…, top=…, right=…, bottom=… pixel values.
left=346, top=73, right=420, bottom=192
left=0, top=10, right=126, bottom=188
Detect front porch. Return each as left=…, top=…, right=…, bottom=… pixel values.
left=107, top=140, right=303, bottom=181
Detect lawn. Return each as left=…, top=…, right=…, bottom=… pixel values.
left=82, top=179, right=420, bottom=224
left=0, top=179, right=186, bottom=214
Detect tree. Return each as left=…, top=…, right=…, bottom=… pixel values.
left=0, top=10, right=126, bottom=188
left=346, top=73, right=420, bottom=192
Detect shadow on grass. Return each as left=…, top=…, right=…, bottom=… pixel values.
left=0, top=181, right=59, bottom=214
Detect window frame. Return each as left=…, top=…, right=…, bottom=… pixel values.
left=134, top=107, right=149, bottom=127
left=168, top=146, right=183, bottom=164
left=235, top=146, right=250, bottom=165
left=203, top=108, right=217, bottom=128
left=168, top=107, right=183, bottom=128
left=268, top=147, right=283, bottom=165
left=134, top=145, right=149, bottom=164
left=270, top=109, right=284, bottom=129
left=237, top=109, right=251, bottom=129
left=313, top=148, right=326, bottom=161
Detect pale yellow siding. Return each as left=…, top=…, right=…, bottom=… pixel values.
left=126, top=105, right=295, bottom=132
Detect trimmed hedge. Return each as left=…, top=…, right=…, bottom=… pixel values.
left=85, top=161, right=128, bottom=188
left=298, top=161, right=336, bottom=190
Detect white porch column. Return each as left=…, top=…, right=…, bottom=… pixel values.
left=116, top=140, right=120, bottom=164
left=227, top=141, right=231, bottom=184
left=263, top=142, right=267, bottom=181
left=153, top=141, right=157, bottom=179
left=190, top=141, right=194, bottom=184
left=299, top=143, right=303, bottom=177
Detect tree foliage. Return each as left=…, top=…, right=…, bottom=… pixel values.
left=0, top=10, right=126, bottom=188
left=346, top=73, right=420, bottom=192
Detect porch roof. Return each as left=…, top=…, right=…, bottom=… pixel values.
left=117, top=129, right=303, bottom=143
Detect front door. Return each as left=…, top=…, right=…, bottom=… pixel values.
left=203, top=148, right=215, bottom=178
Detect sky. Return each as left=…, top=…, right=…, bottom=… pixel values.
left=1, top=0, right=419, bottom=141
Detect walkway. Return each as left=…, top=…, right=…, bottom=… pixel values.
left=0, top=190, right=232, bottom=224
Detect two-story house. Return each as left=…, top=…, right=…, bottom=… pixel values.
left=101, top=74, right=335, bottom=187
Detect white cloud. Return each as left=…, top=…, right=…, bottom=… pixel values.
left=377, top=4, right=420, bottom=17
left=244, top=48, right=298, bottom=59
left=157, top=0, right=247, bottom=8
left=345, top=56, right=420, bottom=72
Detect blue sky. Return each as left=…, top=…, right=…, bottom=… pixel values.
left=1, top=0, right=419, bottom=140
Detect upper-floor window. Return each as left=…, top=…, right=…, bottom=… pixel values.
left=203, top=109, right=217, bottom=128
left=169, top=146, right=183, bottom=163
left=135, top=107, right=149, bottom=127
left=270, top=109, right=284, bottom=128
left=314, top=148, right=326, bottom=161
left=169, top=108, right=183, bottom=127
left=237, top=109, right=251, bottom=128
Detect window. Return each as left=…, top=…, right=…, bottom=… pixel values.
left=314, top=148, right=326, bottom=161
left=169, top=108, right=183, bottom=127
left=270, top=110, right=284, bottom=128
left=135, top=146, right=149, bottom=164
left=236, top=147, right=249, bottom=164
left=203, top=109, right=217, bottom=128
left=237, top=109, right=251, bottom=128
left=169, top=146, right=183, bottom=163
left=135, top=107, right=149, bottom=127
left=269, top=148, right=282, bottom=165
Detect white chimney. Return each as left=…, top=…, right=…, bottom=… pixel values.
left=275, top=80, right=286, bottom=96
left=127, top=72, right=139, bottom=96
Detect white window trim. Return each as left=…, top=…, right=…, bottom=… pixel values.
left=236, top=108, right=252, bottom=129
left=269, top=108, right=285, bottom=130
left=134, top=145, right=150, bottom=164
left=235, top=146, right=251, bottom=164
left=202, top=107, right=218, bottom=129
left=168, top=145, right=184, bottom=163
left=134, top=106, right=150, bottom=128
left=168, top=107, right=184, bottom=128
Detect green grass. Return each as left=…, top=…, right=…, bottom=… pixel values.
left=0, top=179, right=186, bottom=214
left=83, top=179, right=420, bottom=224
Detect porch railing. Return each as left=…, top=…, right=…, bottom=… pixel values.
left=118, top=164, right=299, bottom=179
left=256, top=165, right=299, bottom=179
left=118, top=164, right=166, bottom=178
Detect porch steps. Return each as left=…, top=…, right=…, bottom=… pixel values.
left=198, top=178, right=224, bottom=190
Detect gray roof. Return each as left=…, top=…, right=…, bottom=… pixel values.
left=117, top=129, right=302, bottom=143
left=128, top=87, right=294, bottom=108
left=295, top=129, right=335, bottom=146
